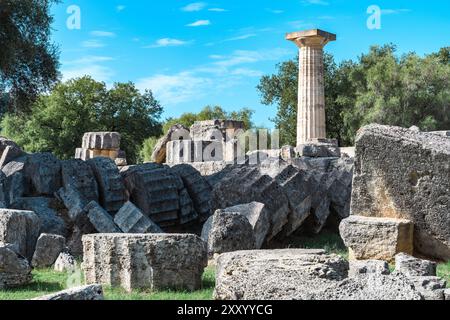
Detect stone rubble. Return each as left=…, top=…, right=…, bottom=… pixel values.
left=54, top=250, right=77, bottom=272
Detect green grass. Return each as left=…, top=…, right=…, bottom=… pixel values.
left=0, top=233, right=448, bottom=300
left=437, top=261, right=450, bottom=288
left=0, top=267, right=216, bottom=301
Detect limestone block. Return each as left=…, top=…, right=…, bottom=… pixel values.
left=152, top=124, right=191, bottom=164
left=61, top=159, right=99, bottom=202
left=0, top=209, right=41, bottom=260
left=32, top=285, right=104, bottom=300
left=82, top=233, right=207, bottom=292
left=121, top=163, right=182, bottom=227
left=340, top=216, right=414, bottom=262
left=349, top=260, right=390, bottom=277
left=296, top=143, right=341, bottom=158
left=0, top=245, right=32, bottom=289
left=2, top=157, right=28, bottom=206
left=351, top=124, right=450, bottom=260
left=171, top=164, right=212, bottom=222
left=114, top=201, right=163, bottom=234
left=394, top=253, right=437, bottom=277
left=190, top=120, right=245, bottom=142
left=55, top=186, right=89, bottom=222
left=82, top=132, right=121, bottom=150
left=445, top=288, right=450, bottom=300
left=220, top=202, right=269, bottom=249
left=54, top=251, right=77, bottom=272
left=201, top=210, right=256, bottom=256
left=87, top=157, right=127, bottom=213
left=84, top=201, right=121, bottom=233
left=0, top=145, right=25, bottom=168
left=214, top=248, right=422, bottom=300
left=24, top=153, right=62, bottom=196
left=167, top=140, right=224, bottom=164
left=13, top=197, right=67, bottom=236
left=31, top=233, right=66, bottom=268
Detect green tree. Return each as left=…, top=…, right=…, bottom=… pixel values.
left=138, top=136, right=159, bottom=163
left=163, top=105, right=254, bottom=133
left=0, top=0, right=60, bottom=113
left=1, top=76, right=163, bottom=163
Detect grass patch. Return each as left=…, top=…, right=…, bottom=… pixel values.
left=437, top=261, right=450, bottom=288
left=0, top=267, right=216, bottom=301
left=268, top=229, right=348, bottom=259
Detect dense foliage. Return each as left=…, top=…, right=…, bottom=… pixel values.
left=1, top=77, right=163, bottom=163
left=0, top=0, right=60, bottom=113
left=258, top=45, right=450, bottom=146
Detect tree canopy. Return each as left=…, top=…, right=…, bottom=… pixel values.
left=0, top=0, right=60, bottom=113
left=258, top=45, right=450, bottom=146
left=1, top=76, right=163, bottom=163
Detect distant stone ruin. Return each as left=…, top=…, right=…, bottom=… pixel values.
left=75, top=132, right=127, bottom=166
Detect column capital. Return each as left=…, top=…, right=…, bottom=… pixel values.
left=286, top=29, right=336, bottom=48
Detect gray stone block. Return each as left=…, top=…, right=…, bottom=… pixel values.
left=84, top=201, right=121, bottom=233
left=395, top=253, right=437, bottom=277
left=32, top=285, right=104, bottom=300
left=0, top=209, right=40, bottom=260
left=82, top=233, right=207, bottom=292
left=31, top=233, right=66, bottom=268
left=0, top=245, right=32, bottom=289
left=114, top=201, right=163, bottom=234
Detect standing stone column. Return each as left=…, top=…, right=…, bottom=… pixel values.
left=286, top=29, right=336, bottom=147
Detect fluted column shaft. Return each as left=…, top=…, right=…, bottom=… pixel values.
left=297, top=43, right=326, bottom=146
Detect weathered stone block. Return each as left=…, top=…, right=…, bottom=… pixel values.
left=214, top=249, right=422, bottom=300
left=201, top=210, right=256, bottom=256
left=84, top=201, right=121, bottom=233
left=2, top=157, right=27, bottom=206
left=152, top=124, right=191, bottom=164
left=0, top=245, right=32, bottom=289
left=220, top=202, right=269, bottom=249
left=13, top=197, right=67, bottom=236
left=171, top=164, right=212, bottom=222
left=82, top=233, right=207, bottom=292
left=32, top=285, right=104, bottom=300
left=82, top=132, right=121, bottom=150
left=395, top=253, right=437, bottom=277
left=31, top=233, right=66, bottom=268
left=61, top=159, right=99, bottom=202
left=190, top=120, right=245, bottom=142
left=340, top=216, right=414, bottom=262
left=351, top=124, right=450, bottom=260
left=87, top=157, right=127, bottom=213
left=408, top=276, right=447, bottom=300
left=24, top=153, right=62, bottom=196
left=55, top=186, right=89, bottom=222
left=114, top=201, right=163, bottom=234
left=0, top=209, right=40, bottom=260
left=121, top=163, right=182, bottom=227
left=296, top=143, right=341, bottom=158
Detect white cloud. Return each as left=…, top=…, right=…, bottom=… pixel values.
left=230, top=68, right=263, bottom=77
left=208, top=8, right=227, bottom=12
left=116, top=5, right=126, bottom=12
left=137, top=72, right=212, bottom=105
left=64, top=56, right=114, bottom=65
left=225, top=34, right=257, bottom=41
left=302, top=0, right=329, bottom=5
left=82, top=39, right=106, bottom=48
left=181, top=2, right=207, bottom=12
left=90, top=30, right=116, bottom=37
left=267, top=9, right=284, bottom=14
left=212, top=49, right=290, bottom=68
left=381, top=9, right=411, bottom=15
left=147, top=38, right=189, bottom=48
left=62, top=65, right=114, bottom=83
left=186, top=20, right=211, bottom=27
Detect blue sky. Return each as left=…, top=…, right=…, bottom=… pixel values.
left=51, top=1, right=450, bottom=128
